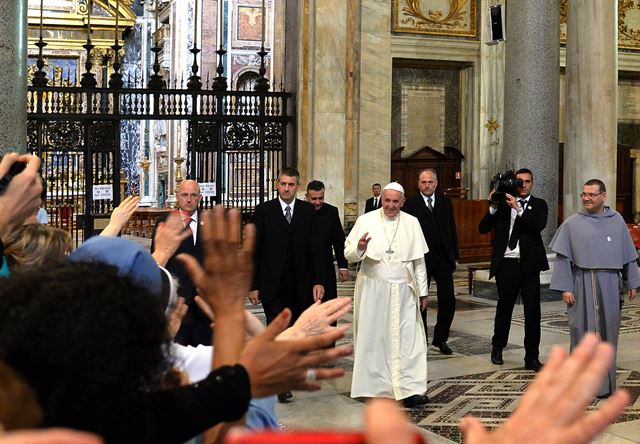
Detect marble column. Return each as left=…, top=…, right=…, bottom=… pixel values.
left=564, top=0, right=617, bottom=219
left=502, top=0, right=559, bottom=244
left=0, top=0, right=27, bottom=155
left=356, top=0, right=391, bottom=211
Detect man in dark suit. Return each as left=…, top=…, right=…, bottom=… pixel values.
left=250, top=168, right=325, bottom=322
left=364, top=183, right=382, bottom=213
left=305, top=180, right=349, bottom=303
left=150, top=179, right=209, bottom=346
left=403, top=169, right=459, bottom=355
left=250, top=168, right=325, bottom=403
left=479, top=168, right=549, bottom=372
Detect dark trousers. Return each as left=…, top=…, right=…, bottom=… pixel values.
left=492, top=258, right=541, bottom=360
left=261, top=268, right=309, bottom=326
left=420, top=259, right=456, bottom=344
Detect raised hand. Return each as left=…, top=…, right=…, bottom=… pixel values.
left=460, top=333, right=630, bottom=444
left=358, top=232, right=371, bottom=251
left=0, top=153, right=42, bottom=241
left=280, top=297, right=352, bottom=339
left=152, top=213, right=191, bottom=266
left=100, top=195, right=140, bottom=236
left=179, top=205, right=255, bottom=367
left=0, top=429, right=103, bottom=444
left=238, top=308, right=352, bottom=398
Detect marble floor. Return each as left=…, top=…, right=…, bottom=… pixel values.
left=124, top=235, right=639, bottom=443
left=247, top=267, right=640, bottom=444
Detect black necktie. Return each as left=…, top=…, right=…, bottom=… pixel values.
left=285, top=205, right=292, bottom=224
left=507, top=199, right=526, bottom=250
left=374, top=198, right=378, bottom=209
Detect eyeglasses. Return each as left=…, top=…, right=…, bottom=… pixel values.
left=178, top=193, right=200, bottom=199
left=579, top=192, right=604, bottom=199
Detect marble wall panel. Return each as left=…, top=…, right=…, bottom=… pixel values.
left=391, top=67, right=460, bottom=154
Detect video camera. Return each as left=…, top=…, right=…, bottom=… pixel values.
left=489, top=170, right=523, bottom=204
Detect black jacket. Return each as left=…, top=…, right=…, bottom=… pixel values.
left=316, top=203, right=347, bottom=300
left=402, top=193, right=459, bottom=271
left=251, top=198, right=324, bottom=306
left=478, top=196, right=549, bottom=278
left=364, top=196, right=381, bottom=213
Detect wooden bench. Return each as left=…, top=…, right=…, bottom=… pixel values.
left=466, top=264, right=491, bottom=295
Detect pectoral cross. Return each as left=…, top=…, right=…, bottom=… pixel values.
left=385, top=248, right=394, bottom=255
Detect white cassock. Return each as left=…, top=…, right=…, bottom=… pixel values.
left=345, top=208, right=429, bottom=400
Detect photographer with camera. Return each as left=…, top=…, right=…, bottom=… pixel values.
left=479, top=168, right=549, bottom=372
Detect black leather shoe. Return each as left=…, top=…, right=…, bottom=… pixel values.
left=277, top=391, right=293, bottom=403
left=491, top=347, right=504, bottom=365
left=402, top=394, right=429, bottom=408
left=433, top=341, right=453, bottom=355
left=524, top=358, right=543, bottom=372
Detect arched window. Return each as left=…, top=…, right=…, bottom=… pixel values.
left=236, top=71, right=261, bottom=91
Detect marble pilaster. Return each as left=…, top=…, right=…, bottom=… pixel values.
left=356, top=0, right=391, bottom=211
left=475, top=0, right=505, bottom=199
left=564, top=0, right=617, bottom=218
left=502, top=0, right=559, bottom=244
left=308, top=0, right=348, bottom=217
left=0, top=0, right=27, bottom=155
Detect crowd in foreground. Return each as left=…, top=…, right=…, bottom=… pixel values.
left=0, top=152, right=634, bottom=444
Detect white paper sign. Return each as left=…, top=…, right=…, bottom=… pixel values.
left=200, top=182, right=216, bottom=197
left=92, top=184, right=113, bottom=200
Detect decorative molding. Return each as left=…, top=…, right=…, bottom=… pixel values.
left=393, top=0, right=477, bottom=38
left=560, top=0, right=640, bottom=51
left=484, top=117, right=500, bottom=135
left=391, top=35, right=480, bottom=61
left=618, top=0, right=640, bottom=50
left=232, top=54, right=262, bottom=66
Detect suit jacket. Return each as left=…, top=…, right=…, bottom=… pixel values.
left=150, top=210, right=204, bottom=301
left=402, top=193, right=459, bottom=271
left=252, top=198, right=324, bottom=306
left=478, top=196, right=549, bottom=279
left=365, top=196, right=381, bottom=213
left=316, top=203, right=348, bottom=300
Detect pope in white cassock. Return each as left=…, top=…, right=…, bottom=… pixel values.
left=346, top=182, right=430, bottom=407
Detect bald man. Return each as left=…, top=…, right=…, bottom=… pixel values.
left=151, top=180, right=209, bottom=346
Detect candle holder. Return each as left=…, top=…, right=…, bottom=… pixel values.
left=254, top=45, right=270, bottom=92
left=174, top=155, right=184, bottom=188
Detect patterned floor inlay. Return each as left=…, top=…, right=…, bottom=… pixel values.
left=342, top=369, right=640, bottom=443
left=426, top=298, right=493, bottom=312
left=331, top=329, right=522, bottom=372
left=512, top=299, right=640, bottom=335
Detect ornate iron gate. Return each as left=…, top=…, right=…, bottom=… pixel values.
left=27, top=84, right=291, bottom=244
